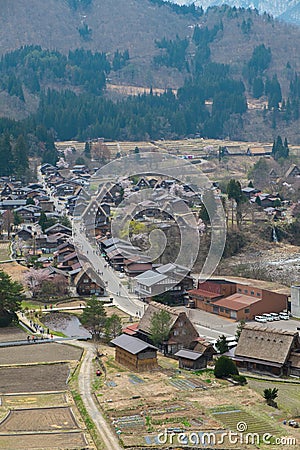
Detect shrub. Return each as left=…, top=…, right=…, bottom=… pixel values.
left=214, top=356, right=239, bottom=378
left=231, top=374, right=247, bottom=385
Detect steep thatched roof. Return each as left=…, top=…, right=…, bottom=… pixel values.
left=138, top=301, right=179, bottom=334
left=235, top=325, right=298, bottom=365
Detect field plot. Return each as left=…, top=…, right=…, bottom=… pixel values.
left=0, top=431, right=87, bottom=450
left=0, top=326, right=26, bottom=342
left=0, top=342, right=82, bottom=365
left=0, top=406, right=78, bottom=432
left=2, top=393, right=68, bottom=409
left=0, top=363, right=69, bottom=394
left=210, top=405, right=280, bottom=436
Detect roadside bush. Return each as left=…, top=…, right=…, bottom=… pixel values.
left=0, top=311, right=17, bottom=327
left=231, top=374, right=247, bottom=385
left=214, top=355, right=239, bottom=378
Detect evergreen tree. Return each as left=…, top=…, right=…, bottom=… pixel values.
left=81, top=296, right=107, bottom=340
left=13, top=135, right=29, bottom=177
left=0, top=133, right=13, bottom=176
left=0, top=270, right=25, bottom=326
left=84, top=141, right=91, bottom=158
left=214, top=356, right=239, bottom=378
left=215, top=335, right=229, bottom=354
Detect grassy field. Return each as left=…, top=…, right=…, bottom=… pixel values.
left=248, top=378, right=300, bottom=416
left=0, top=241, right=10, bottom=261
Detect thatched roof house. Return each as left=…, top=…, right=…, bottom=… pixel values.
left=137, top=301, right=199, bottom=355
left=234, top=325, right=300, bottom=377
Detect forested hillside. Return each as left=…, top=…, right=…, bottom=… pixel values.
left=1, top=1, right=300, bottom=149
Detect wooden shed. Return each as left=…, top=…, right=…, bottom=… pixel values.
left=111, top=334, right=158, bottom=372
left=174, top=349, right=207, bottom=370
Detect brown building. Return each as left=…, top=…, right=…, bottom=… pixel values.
left=174, top=349, right=208, bottom=370
left=75, top=271, right=104, bottom=296
left=188, top=279, right=288, bottom=321
left=234, top=325, right=300, bottom=377
left=111, top=334, right=158, bottom=372
left=137, top=301, right=199, bottom=355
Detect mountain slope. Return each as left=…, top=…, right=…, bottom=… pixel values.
left=0, top=0, right=195, bottom=57
left=171, top=0, right=300, bottom=23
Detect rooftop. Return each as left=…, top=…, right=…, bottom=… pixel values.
left=111, top=334, right=157, bottom=354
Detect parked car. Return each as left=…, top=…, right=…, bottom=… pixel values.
left=279, top=313, right=289, bottom=320
left=255, top=315, right=267, bottom=323
left=269, top=313, right=280, bottom=320
left=262, top=313, right=274, bottom=321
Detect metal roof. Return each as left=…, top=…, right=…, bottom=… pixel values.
left=111, top=334, right=157, bottom=354
left=175, top=349, right=203, bottom=360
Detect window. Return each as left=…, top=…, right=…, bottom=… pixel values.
left=256, top=292, right=261, bottom=297
left=250, top=291, right=254, bottom=295
left=174, top=330, right=179, bottom=336
left=244, top=289, right=248, bottom=294
left=225, top=309, right=229, bottom=314
left=245, top=308, right=250, bottom=313
left=220, top=307, right=224, bottom=312
left=238, top=288, right=241, bottom=293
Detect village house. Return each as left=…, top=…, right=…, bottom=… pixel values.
left=134, top=263, right=193, bottom=305
left=234, top=325, right=300, bottom=377
left=74, top=270, right=104, bottom=296
left=111, top=334, right=158, bottom=371
left=137, top=301, right=199, bottom=355
left=285, top=164, right=300, bottom=179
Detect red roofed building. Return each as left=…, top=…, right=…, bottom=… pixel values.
left=123, top=323, right=139, bottom=336
left=188, top=279, right=288, bottom=321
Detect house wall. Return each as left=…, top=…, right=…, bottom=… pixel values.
left=178, top=357, right=206, bottom=370
left=168, top=313, right=198, bottom=351
left=198, top=280, right=236, bottom=297
left=115, top=347, right=157, bottom=371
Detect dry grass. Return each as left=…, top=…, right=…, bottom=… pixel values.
left=0, top=262, right=29, bottom=283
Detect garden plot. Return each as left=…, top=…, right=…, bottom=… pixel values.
left=112, top=414, right=145, bottom=431
left=169, top=377, right=206, bottom=390
left=0, top=342, right=82, bottom=365
left=0, top=363, right=69, bottom=394
left=210, top=405, right=281, bottom=436
left=0, top=406, right=79, bottom=432
left=128, top=374, right=144, bottom=384
left=0, top=431, right=88, bottom=450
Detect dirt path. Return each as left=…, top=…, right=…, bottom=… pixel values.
left=76, top=342, right=123, bottom=450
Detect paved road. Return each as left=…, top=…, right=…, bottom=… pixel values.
left=76, top=341, right=123, bottom=450
left=73, top=222, right=146, bottom=318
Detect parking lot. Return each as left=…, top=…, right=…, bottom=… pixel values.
left=175, top=306, right=300, bottom=342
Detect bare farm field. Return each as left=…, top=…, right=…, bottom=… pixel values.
left=0, top=342, right=82, bottom=365
left=0, top=431, right=88, bottom=450
left=2, top=392, right=69, bottom=409
left=0, top=326, right=27, bottom=342
left=0, top=406, right=79, bottom=432
left=0, top=363, right=70, bottom=394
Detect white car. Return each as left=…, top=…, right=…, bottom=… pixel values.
left=262, top=313, right=274, bottom=321
left=279, top=313, right=289, bottom=320
left=255, top=315, right=267, bottom=323
left=269, top=313, right=280, bottom=321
